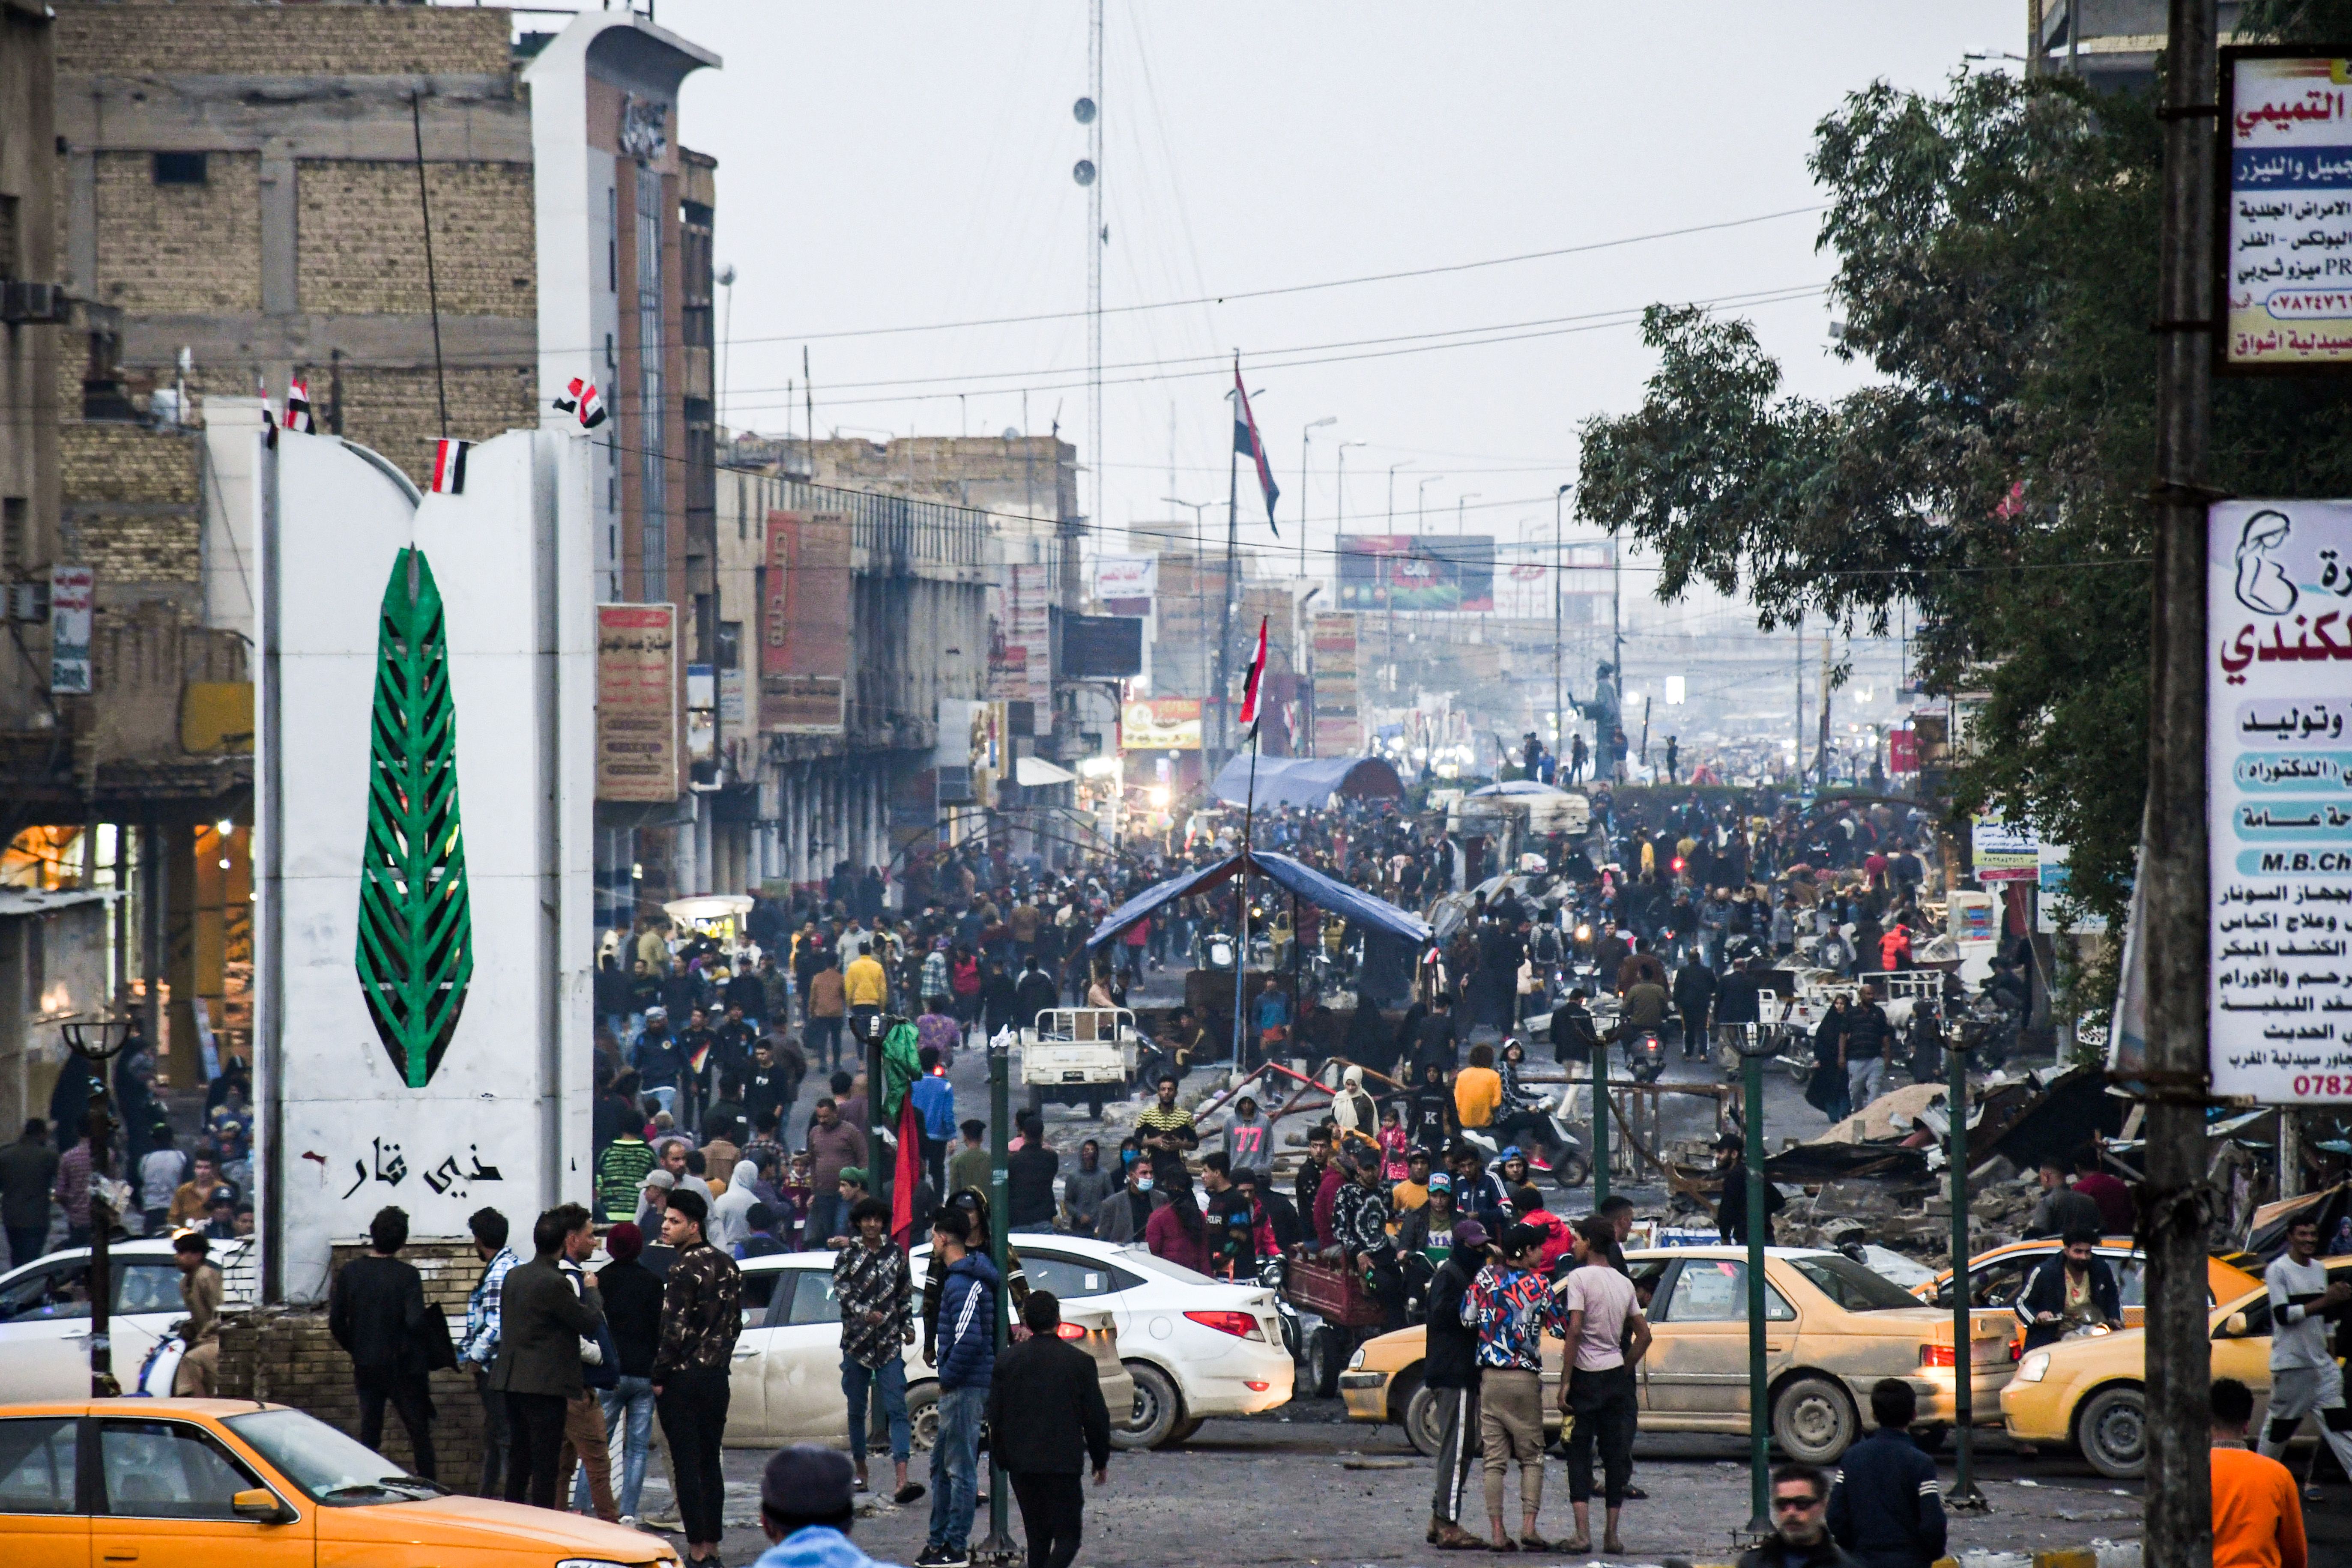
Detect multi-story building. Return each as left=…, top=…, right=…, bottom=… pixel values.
left=2029, top=1, right=2247, bottom=90
left=0, top=3, right=719, bottom=1125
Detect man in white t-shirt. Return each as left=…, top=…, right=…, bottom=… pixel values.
left=1558, top=1215, right=1649, bottom=1556
left=2260, top=1215, right=2352, bottom=1493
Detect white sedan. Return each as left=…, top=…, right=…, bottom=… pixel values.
left=725, top=1250, right=1133, bottom=1452
left=0, top=1238, right=255, bottom=1400
left=953, top=1234, right=1294, bottom=1449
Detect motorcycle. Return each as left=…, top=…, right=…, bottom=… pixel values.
left=1193, top=927, right=1238, bottom=971
left=1623, top=1024, right=1668, bottom=1084
left=1955, top=991, right=2017, bottom=1069
left=1460, top=1094, right=1593, bottom=1190
left=1258, top=1254, right=1301, bottom=1360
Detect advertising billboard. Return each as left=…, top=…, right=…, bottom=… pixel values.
left=597, top=603, right=678, bottom=801
left=1123, top=697, right=1202, bottom=751
left=2221, top=51, right=2352, bottom=370
left=1336, top=535, right=1495, bottom=612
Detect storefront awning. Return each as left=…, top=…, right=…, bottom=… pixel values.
left=1206, top=754, right=1404, bottom=809
left=1015, top=755, right=1078, bottom=786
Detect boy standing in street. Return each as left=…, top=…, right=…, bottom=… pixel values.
left=919, top=1205, right=998, bottom=1568
left=1461, top=1222, right=1569, bottom=1552
left=1826, top=1379, right=1946, bottom=1568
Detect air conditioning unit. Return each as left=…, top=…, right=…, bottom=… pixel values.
left=6, top=581, right=45, bottom=621
left=0, top=283, right=66, bottom=324
left=936, top=766, right=973, bottom=805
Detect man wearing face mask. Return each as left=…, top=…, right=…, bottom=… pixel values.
left=1093, top=1155, right=1159, bottom=1244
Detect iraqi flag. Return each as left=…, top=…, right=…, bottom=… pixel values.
left=283, top=378, right=314, bottom=435
left=1237, top=615, right=1269, bottom=733
left=1232, top=367, right=1279, bottom=533
left=554, top=376, right=608, bottom=430
left=428, top=438, right=471, bottom=495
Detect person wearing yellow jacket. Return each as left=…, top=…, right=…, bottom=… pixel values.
left=844, top=950, right=890, bottom=1054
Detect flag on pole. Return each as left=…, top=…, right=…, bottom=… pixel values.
left=890, top=1095, right=923, bottom=1248
left=1232, top=367, right=1279, bottom=533
left=1238, top=615, right=1269, bottom=732
left=428, top=438, right=471, bottom=495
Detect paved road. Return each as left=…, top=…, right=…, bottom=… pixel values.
left=628, top=1395, right=2211, bottom=1566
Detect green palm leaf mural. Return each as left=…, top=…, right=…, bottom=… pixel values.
left=355, top=546, right=473, bottom=1087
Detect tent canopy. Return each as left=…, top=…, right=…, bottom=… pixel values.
left=1467, top=779, right=1571, bottom=798
left=1207, top=754, right=1404, bottom=810
left=1085, top=848, right=1432, bottom=952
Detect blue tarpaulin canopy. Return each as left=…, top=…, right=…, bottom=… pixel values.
left=1207, top=754, right=1404, bottom=810
left=1085, top=848, right=1433, bottom=952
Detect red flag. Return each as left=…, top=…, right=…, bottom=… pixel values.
left=1238, top=615, right=1269, bottom=731
left=891, top=1095, right=924, bottom=1248
left=1232, top=366, right=1279, bottom=532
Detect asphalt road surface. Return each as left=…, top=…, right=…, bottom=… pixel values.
left=616, top=1395, right=2274, bottom=1567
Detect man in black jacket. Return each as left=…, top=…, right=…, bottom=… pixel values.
left=490, top=1204, right=605, bottom=1510
left=1672, top=956, right=1717, bottom=1061
left=1739, top=1464, right=1863, bottom=1568
left=2014, top=1228, right=2122, bottom=1351
left=1423, top=1219, right=1491, bottom=1551
left=985, top=1290, right=1110, bottom=1568
left=1714, top=1132, right=1783, bottom=1246
left=1012, top=958, right=1060, bottom=1030
left=328, top=1205, right=439, bottom=1480
left=1827, top=1379, right=1947, bottom=1568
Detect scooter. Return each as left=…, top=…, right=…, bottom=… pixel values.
left=1460, top=1102, right=1593, bottom=1190
left=1623, top=1024, right=1668, bottom=1084
left=1256, top=1254, right=1301, bottom=1359
left=1193, top=928, right=1238, bottom=971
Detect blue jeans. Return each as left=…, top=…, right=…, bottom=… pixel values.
left=575, top=1374, right=654, bottom=1518
left=804, top=1192, right=845, bottom=1250
left=843, top=1354, right=909, bottom=1464
left=644, top=1084, right=678, bottom=1119
left=926, top=1382, right=985, bottom=1550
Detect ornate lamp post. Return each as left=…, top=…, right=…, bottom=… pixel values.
left=61, top=1014, right=135, bottom=1397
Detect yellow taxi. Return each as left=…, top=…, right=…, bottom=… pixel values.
left=1339, top=1247, right=2016, bottom=1464
left=1999, top=1253, right=2352, bottom=1478
left=0, top=1398, right=678, bottom=1568
left=1914, top=1238, right=2262, bottom=1359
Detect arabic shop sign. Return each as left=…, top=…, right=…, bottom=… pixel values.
left=2210, top=499, right=2352, bottom=1102
left=2221, top=49, right=2352, bottom=372
left=1969, top=814, right=2041, bottom=882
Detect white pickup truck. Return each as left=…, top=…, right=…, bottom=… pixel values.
left=1018, top=1007, right=1141, bottom=1117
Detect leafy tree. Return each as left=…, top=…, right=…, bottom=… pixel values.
left=1576, top=63, right=2352, bottom=971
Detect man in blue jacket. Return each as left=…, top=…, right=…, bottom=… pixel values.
left=910, top=1047, right=956, bottom=1194
left=918, top=1206, right=998, bottom=1568
left=1826, top=1379, right=1946, bottom=1568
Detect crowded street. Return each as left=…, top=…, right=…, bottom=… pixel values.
left=5, top=5, right=2352, bottom=1568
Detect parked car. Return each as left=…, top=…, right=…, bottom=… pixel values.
left=0, top=1397, right=673, bottom=1568
left=1999, top=1254, right=2352, bottom=1478
left=915, top=1234, right=1293, bottom=1449
left=0, top=1241, right=257, bottom=1404
left=726, top=1250, right=1130, bottom=1451
left=1915, top=1239, right=2260, bottom=1359
left=1339, top=1246, right=2016, bottom=1464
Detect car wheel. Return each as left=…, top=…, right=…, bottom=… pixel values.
left=906, top=1381, right=940, bottom=1454
left=1168, top=1415, right=1205, bottom=1445
left=1307, top=1325, right=1348, bottom=1398
left=2077, top=1385, right=2147, bottom=1479
left=1400, top=1377, right=1448, bottom=1458
left=1111, top=1360, right=1182, bottom=1450
left=1771, top=1374, right=1859, bottom=1464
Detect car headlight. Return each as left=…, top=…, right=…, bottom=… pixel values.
left=1347, top=1347, right=1365, bottom=1371
left=2014, top=1352, right=2050, bottom=1385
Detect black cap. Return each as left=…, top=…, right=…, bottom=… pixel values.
left=1499, top=1222, right=1546, bottom=1257
left=762, top=1443, right=855, bottom=1518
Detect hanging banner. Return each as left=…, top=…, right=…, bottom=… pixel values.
left=2210, top=498, right=2352, bottom=1101
left=1888, top=726, right=1919, bottom=774
left=596, top=603, right=678, bottom=802
left=762, top=509, right=849, bottom=735
left=48, top=564, right=93, bottom=694
left=1312, top=611, right=1360, bottom=757
left=1123, top=697, right=1201, bottom=751
left=2220, top=50, right=2352, bottom=371
left=989, top=562, right=1053, bottom=710
left=1969, top=813, right=2041, bottom=882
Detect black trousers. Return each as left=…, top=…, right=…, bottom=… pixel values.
left=657, top=1366, right=732, bottom=1543
left=502, top=1390, right=569, bottom=1508
left=473, top=1368, right=511, bottom=1499
left=1010, top=1470, right=1086, bottom=1568
left=354, top=1368, right=437, bottom=1481
left=1565, top=1363, right=1638, bottom=1508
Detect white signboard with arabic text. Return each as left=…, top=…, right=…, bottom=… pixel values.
left=2223, top=51, right=2352, bottom=370
left=2210, top=499, right=2352, bottom=1102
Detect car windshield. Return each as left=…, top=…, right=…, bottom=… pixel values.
left=223, top=1410, right=444, bottom=1505
left=1790, top=1254, right=1933, bottom=1311
left=1114, top=1245, right=1217, bottom=1286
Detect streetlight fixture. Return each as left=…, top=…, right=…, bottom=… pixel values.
left=1455, top=493, right=1481, bottom=535
left=1300, top=417, right=1336, bottom=579
left=61, top=1013, right=134, bottom=1397
left=1387, top=460, right=1412, bottom=528
left=1554, top=482, right=1571, bottom=761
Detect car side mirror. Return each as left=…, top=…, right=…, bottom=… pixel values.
left=2221, top=1311, right=2249, bottom=1338
left=232, top=1487, right=293, bottom=1523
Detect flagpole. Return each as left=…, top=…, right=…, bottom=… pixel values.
left=1218, top=355, right=1241, bottom=763
left=1234, top=723, right=1258, bottom=1073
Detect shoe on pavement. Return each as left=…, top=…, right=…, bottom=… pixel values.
left=641, top=1511, right=683, bottom=1530
left=1434, top=1523, right=1485, bottom=1551
left=1621, top=1482, right=1648, bottom=1499
left=1603, top=1534, right=1626, bottom=1555
left=915, top=1547, right=970, bottom=1568
left=894, top=1482, right=926, bottom=1505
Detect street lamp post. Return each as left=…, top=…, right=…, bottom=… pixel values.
left=1300, top=417, right=1335, bottom=579
left=1554, top=484, right=1571, bottom=759
left=1733, top=1025, right=1778, bottom=1541
left=1454, top=494, right=1479, bottom=535
left=1162, top=496, right=1216, bottom=699
left=977, top=1035, right=1019, bottom=1563
left=1945, top=1019, right=1990, bottom=1513
left=1336, top=441, right=1365, bottom=555
left=62, top=1015, right=134, bottom=1398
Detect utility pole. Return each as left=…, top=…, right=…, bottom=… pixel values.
left=1085, top=0, right=1104, bottom=531
left=1217, top=371, right=1243, bottom=762
left=2143, top=4, right=2217, bottom=1566
left=1300, top=417, right=1334, bottom=579
left=1554, top=484, right=1569, bottom=759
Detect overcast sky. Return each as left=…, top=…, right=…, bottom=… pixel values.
left=615, top=2, right=2017, bottom=734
